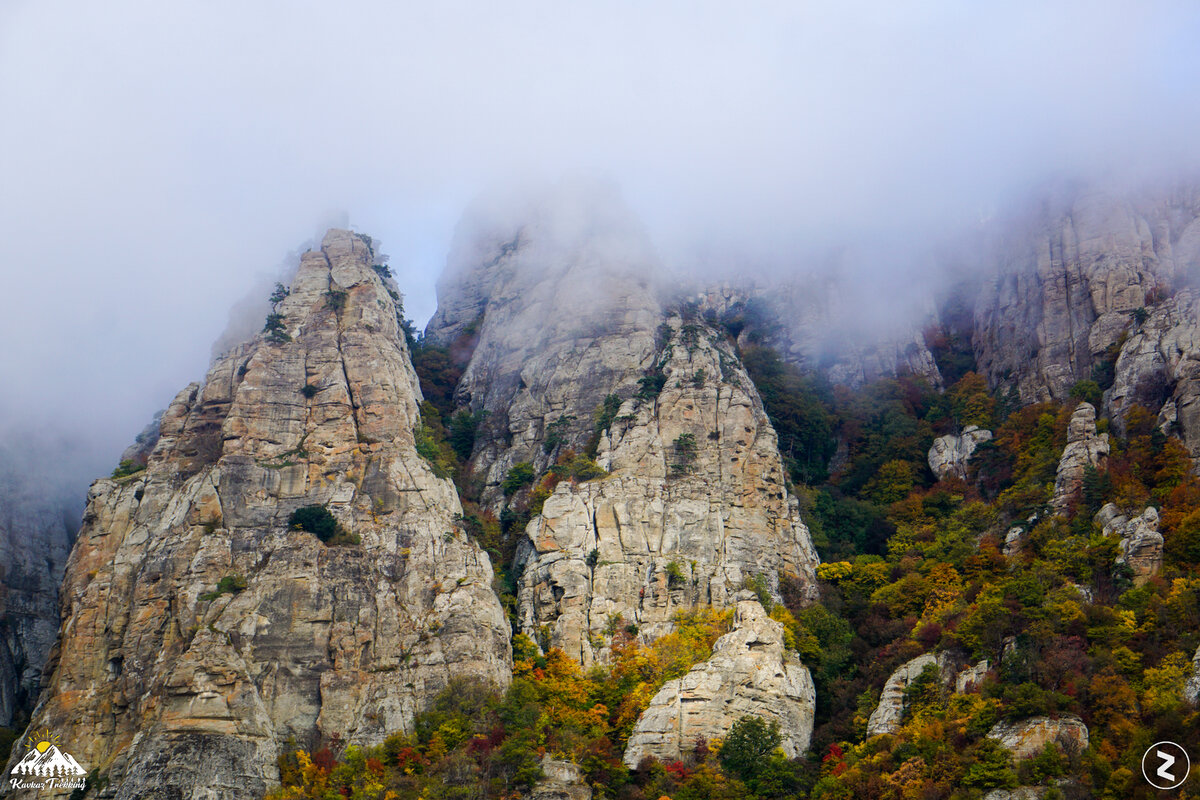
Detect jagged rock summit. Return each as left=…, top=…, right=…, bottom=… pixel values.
left=622, top=592, right=815, bottom=768
left=9, top=230, right=512, bottom=799
left=426, top=184, right=821, bottom=664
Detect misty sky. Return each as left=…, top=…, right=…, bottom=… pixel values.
left=2, top=1, right=1199, bottom=491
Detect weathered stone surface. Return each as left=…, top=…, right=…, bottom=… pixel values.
left=425, top=183, right=664, bottom=509
left=1095, top=503, right=1163, bottom=585
left=866, top=653, right=955, bottom=737
left=982, top=788, right=1056, bottom=800
left=0, top=439, right=80, bottom=726
left=927, top=426, right=993, bottom=480
left=514, top=316, right=820, bottom=663
left=1185, top=645, right=1200, bottom=705
left=622, top=593, right=815, bottom=768
left=974, top=185, right=1200, bottom=404
left=987, top=716, right=1090, bottom=760
left=427, top=186, right=820, bottom=664
left=1051, top=403, right=1109, bottom=514
left=8, top=230, right=511, bottom=799
left=1107, top=290, right=1200, bottom=465
left=955, top=659, right=991, bottom=694
left=530, top=757, right=592, bottom=800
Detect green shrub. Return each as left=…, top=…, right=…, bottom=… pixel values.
left=586, top=394, right=623, bottom=457
left=269, top=282, right=289, bottom=306
left=288, top=505, right=358, bottom=545
left=448, top=410, right=483, bottom=461
left=111, top=459, right=145, bottom=479
left=503, top=462, right=536, bottom=496
left=372, top=264, right=393, bottom=279
left=300, top=383, right=319, bottom=398
left=1070, top=379, right=1102, bottom=407
left=636, top=369, right=667, bottom=401
left=263, top=312, right=291, bottom=344
left=200, top=573, right=247, bottom=601
left=216, top=574, right=247, bottom=594
left=719, top=715, right=782, bottom=781
left=665, top=560, right=686, bottom=587
left=543, top=415, right=576, bottom=454
left=325, top=289, right=348, bottom=313
left=741, top=573, right=773, bottom=612
left=670, top=433, right=697, bottom=476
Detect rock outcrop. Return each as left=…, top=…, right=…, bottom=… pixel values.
left=9, top=230, right=512, bottom=799
left=622, top=593, right=814, bottom=768
left=1185, top=645, right=1200, bottom=705
left=866, top=654, right=994, bottom=736
left=1106, top=290, right=1200, bottom=463
left=1095, top=503, right=1163, bottom=585
left=974, top=184, right=1200, bottom=405
left=866, top=653, right=955, bottom=737
left=514, top=315, right=820, bottom=662
left=927, top=426, right=993, bottom=480
left=424, top=183, right=664, bottom=508
left=530, top=757, right=592, bottom=800
left=987, top=716, right=1090, bottom=760
left=982, top=788, right=1059, bottom=800
left=426, top=185, right=820, bottom=664
left=1051, top=403, right=1109, bottom=514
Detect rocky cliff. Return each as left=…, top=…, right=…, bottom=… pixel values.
left=425, top=187, right=819, bottom=664
left=622, top=592, right=814, bottom=767
left=9, top=230, right=512, bottom=799
left=973, top=184, right=1200, bottom=405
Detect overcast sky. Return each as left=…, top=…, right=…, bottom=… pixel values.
left=2, top=1, right=1199, bottom=490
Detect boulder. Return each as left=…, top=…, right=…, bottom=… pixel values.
left=530, top=757, right=592, bottom=800
left=1096, top=503, right=1163, bottom=585
left=622, top=593, right=815, bottom=768
left=987, top=716, right=1089, bottom=760
left=928, top=426, right=993, bottom=480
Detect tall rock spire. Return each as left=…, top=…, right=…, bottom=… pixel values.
left=11, top=230, right=511, bottom=799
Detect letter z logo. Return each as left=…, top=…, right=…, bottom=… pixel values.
left=1143, top=741, right=1190, bottom=790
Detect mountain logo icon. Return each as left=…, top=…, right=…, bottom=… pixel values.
left=10, top=730, right=85, bottom=778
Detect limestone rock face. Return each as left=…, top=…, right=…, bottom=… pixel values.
left=530, top=757, right=592, bottom=800
left=974, top=185, right=1200, bottom=404
left=982, top=788, right=1057, bottom=800
left=1096, top=503, right=1163, bottom=585
left=927, top=426, right=993, bottom=480
left=424, top=183, right=664, bottom=509
left=1185, top=645, right=1200, bottom=705
left=622, top=593, right=815, bottom=768
left=426, top=186, right=820, bottom=664
left=0, top=440, right=80, bottom=726
left=514, top=316, right=820, bottom=663
left=1107, top=290, right=1200, bottom=463
left=10, top=230, right=511, bottom=799
left=1051, top=403, right=1109, bottom=513
left=866, top=653, right=956, bottom=737
left=987, top=716, right=1090, bottom=760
